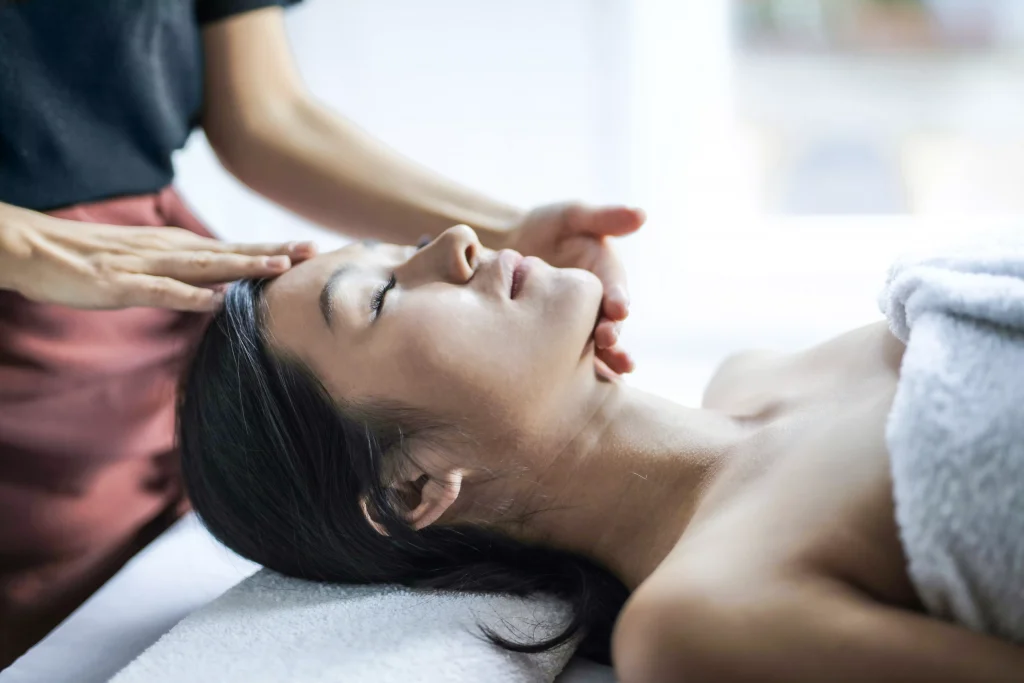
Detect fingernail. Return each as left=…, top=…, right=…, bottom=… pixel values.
left=600, top=329, right=615, bottom=349
left=288, top=241, right=316, bottom=254
left=601, top=328, right=617, bottom=349
left=266, top=256, right=291, bottom=269
left=612, top=286, right=630, bottom=311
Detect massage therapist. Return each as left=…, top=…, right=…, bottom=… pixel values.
left=0, top=1, right=644, bottom=665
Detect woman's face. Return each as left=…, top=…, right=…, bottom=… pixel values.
left=263, top=226, right=603, bottom=434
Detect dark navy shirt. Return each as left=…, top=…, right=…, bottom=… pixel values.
left=0, top=0, right=302, bottom=211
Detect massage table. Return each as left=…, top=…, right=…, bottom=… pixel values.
left=1, top=515, right=617, bottom=683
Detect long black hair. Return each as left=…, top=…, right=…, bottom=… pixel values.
left=177, top=278, right=628, bottom=663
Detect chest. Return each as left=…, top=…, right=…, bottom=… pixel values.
left=674, top=324, right=921, bottom=608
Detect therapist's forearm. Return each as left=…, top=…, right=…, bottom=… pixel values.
left=201, top=8, right=523, bottom=248
left=207, top=95, right=523, bottom=248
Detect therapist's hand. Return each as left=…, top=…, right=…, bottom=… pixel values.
left=0, top=206, right=316, bottom=312
left=508, top=203, right=645, bottom=376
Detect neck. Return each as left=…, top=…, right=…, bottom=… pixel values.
left=488, top=381, right=753, bottom=589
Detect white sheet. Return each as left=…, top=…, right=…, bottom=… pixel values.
left=115, top=570, right=592, bottom=683
left=0, top=515, right=616, bottom=683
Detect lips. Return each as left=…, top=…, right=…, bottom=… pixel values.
left=510, top=255, right=528, bottom=299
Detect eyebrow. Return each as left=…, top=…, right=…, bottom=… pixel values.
left=319, top=241, right=380, bottom=327
left=319, top=265, right=354, bottom=328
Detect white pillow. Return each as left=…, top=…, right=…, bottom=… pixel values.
left=112, top=569, right=585, bottom=683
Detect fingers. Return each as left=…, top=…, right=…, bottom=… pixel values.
left=114, top=274, right=225, bottom=312
left=594, top=318, right=621, bottom=350
left=565, top=203, right=640, bottom=318
left=591, top=251, right=630, bottom=321
left=133, top=228, right=318, bottom=262
left=603, top=286, right=629, bottom=322
left=593, top=356, right=619, bottom=382
left=596, top=343, right=635, bottom=375
left=215, top=240, right=318, bottom=262
left=594, top=318, right=635, bottom=375
left=142, top=251, right=294, bottom=284
left=567, top=205, right=646, bottom=238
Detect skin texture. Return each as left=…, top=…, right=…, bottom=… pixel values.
left=266, top=231, right=1024, bottom=683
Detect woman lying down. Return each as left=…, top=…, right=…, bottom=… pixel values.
left=179, top=225, right=1024, bottom=683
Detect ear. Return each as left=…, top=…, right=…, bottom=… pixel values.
left=402, top=469, right=463, bottom=531
left=359, top=465, right=464, bottom=535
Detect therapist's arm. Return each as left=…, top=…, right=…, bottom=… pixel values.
left=200, top=8, right=522, bottom=248
left=201, top=7, right=643, bottom=376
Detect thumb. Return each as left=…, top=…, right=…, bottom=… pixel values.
left=568, top=205, right=646, bottom=238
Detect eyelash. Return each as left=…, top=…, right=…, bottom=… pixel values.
left=369, top=241, right=427, bottom=319
left=370, top=274, right=396, bottom=319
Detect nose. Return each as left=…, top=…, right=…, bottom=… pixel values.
left=395, top=224, right=481, bottom=286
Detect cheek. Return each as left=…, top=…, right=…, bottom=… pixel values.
left=387, top=299, right=526, bottom=414
left=376, top=279, right=596, bottom=424
left=401, top=291, right=494, bottom=352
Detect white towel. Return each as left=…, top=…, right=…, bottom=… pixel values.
left=111, top=569, right=576, bottom=683
left=879, top=229, right=1024, bottom=642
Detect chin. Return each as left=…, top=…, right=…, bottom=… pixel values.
left=549, top=268, right=603, bottom=350
left=572, top=268, right=603, bottom=309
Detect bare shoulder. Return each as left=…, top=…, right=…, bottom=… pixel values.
left=615, top=323, right=911, bottom=681
left=612, top=547, right=794, bottom=683
left=701, top=321, right=903, bottom=414
left=612, top=545, right=1024, bottom=683
left=612, top=495, right=797, bottom=683
left=700, top=348, right=787, bottom=413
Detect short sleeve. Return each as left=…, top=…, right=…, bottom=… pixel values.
left=197, top=0, right=304, bottom=25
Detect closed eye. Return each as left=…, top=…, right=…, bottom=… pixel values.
left=369, top=240, right=428, bottom=320
left=371, top=274, right=396, bottom=319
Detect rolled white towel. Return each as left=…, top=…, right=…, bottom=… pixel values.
left=111, top=569, right=576, bottom=683
left=879, top=229, right=1024, bottom=642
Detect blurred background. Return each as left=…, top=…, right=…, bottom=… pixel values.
left=175, top=0, right=1021, bottom=406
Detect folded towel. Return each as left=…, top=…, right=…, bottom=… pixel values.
left=111, top=569, right=576, bottom=683
left=879, top=229, right=1024, bottom=642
